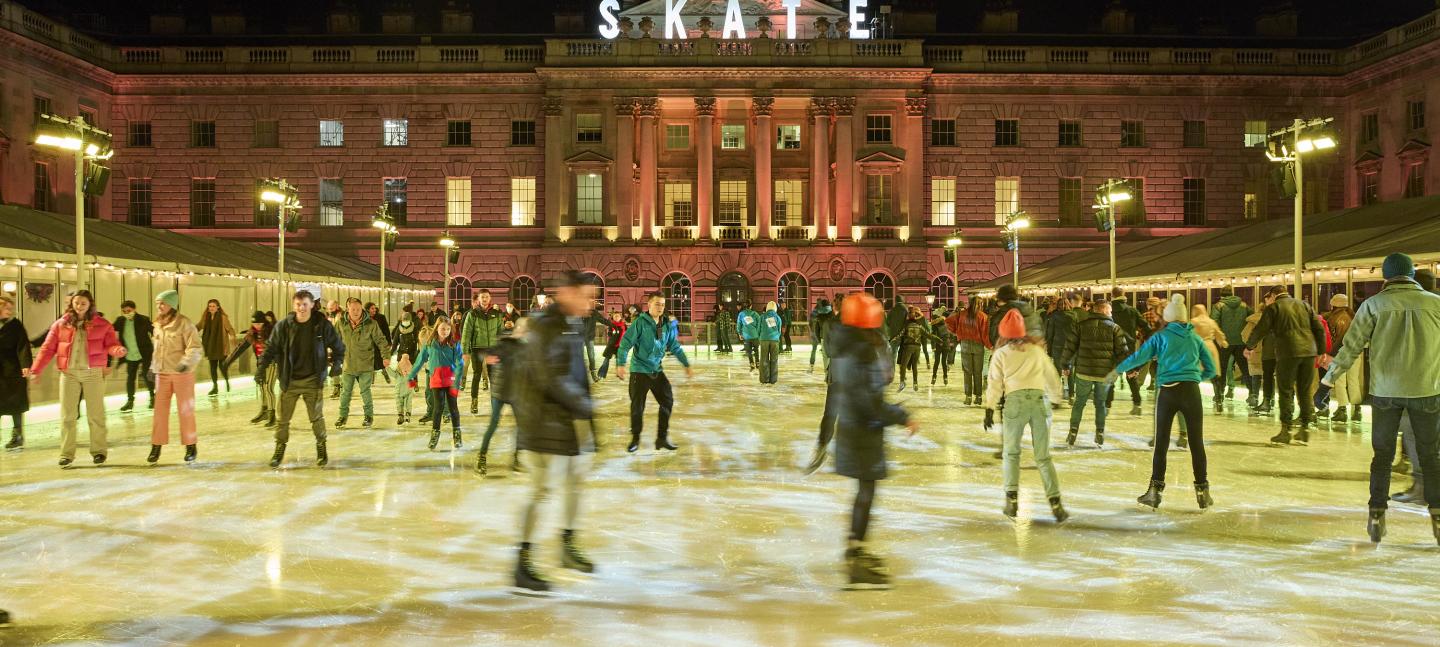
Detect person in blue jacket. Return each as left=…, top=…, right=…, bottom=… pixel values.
left=737, top=302, right=761, bottom=372
left=757, top=302, right=785, bottom=384
left=1109, top=294, right=1218, bottom=510
left=617, top=292, right=695, bottom=453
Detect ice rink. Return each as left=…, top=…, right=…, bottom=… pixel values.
left=1, top=345, right=1436, bottom=646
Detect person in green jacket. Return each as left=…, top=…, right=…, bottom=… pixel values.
left=616, top=292, right=695, bottom=453
left=757, top=302, right=784, bottom=384
left=737, top=303, right=761, bottom=372
left=1211, top=288, right=1252, bottom=401
left=461, top=289, right=504, bottom=413
left=335, top=297, right=391, bottom=429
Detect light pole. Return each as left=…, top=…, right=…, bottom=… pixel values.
left=1093, top=179, right=1132, bottom=291
left=1266, top=117, right=1336, bottom=295
left=1002, top=211, right=1030, bottom=292
left=439, top=230, right=456, bottom=311
left=945, top=232, right=963, bottom=307
left=372, top=205, right=398, bottom=317
left=33, top=114, right=113, bottom=291
left=260, top=179, right=301, bottom=309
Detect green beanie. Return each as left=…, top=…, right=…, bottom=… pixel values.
left=156, top=290, right=180, bottom=310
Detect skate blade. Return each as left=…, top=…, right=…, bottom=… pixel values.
left=843, top=581, right=892, bottom=591
left=509, top=586, right=556, bottom=598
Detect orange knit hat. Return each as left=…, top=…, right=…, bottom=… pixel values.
left=998, top=308, right=1026, bottom=339
left=840, top=292, right=884, bottom=329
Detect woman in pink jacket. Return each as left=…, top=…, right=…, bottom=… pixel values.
left=29, top=290, right=126, bottom=467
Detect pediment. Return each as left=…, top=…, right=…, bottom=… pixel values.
left=565, top=151, right=615, bottom=169
left=1396, top=138, right=1430, bottom=160
left=856, top=148, right=906, bottom=164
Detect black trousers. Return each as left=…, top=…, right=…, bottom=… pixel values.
left=124, top=358, right=154, bottom=399
left=431, top=387, right=461, bottom=433
left=1219, top=345, right=1250, bottom=388
left=851, top=479, right=877, bottom=542
left=897, top=345, right=920, bottom=384
left=743, top=340, right=758, bottom=368
left=629, top=371, right=674, bottom=441
left=469, top=349, right=492, bottom=400
left=931, top=342, right=954, bottom=381
left=781, top=326, right=793, bottom=352
left=208, top=359, right=229, bottom=390
left=1152, top=381, right=1207, bottom=483
left=1275, top=356, right=1315, bottom=425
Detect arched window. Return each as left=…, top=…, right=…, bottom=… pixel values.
left=863, top=272, right=895, bottom=306
left=777, top=272, right=809, bottom=320
left=509, top=275, right=537, bottom=314
left=447, top=276, right=472, bottom=314
left=582, top=271, right=606, bottom=311
left=662, top=272, right=693, bottom=322
left=717, top=271, right=751, bottom=308
left=930, top=275, right=956, bottom=312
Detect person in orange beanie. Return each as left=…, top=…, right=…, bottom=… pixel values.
left=984, top=308, right=1068, bottom=523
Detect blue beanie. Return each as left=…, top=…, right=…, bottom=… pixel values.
left=1382, top=253, right=1415, bottom=280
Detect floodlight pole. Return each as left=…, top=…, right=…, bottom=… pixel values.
left=278, top=204, right=286, bottom=308
left=953, top=247, right=960, bottom=307
left=75, top=143, right=85, bottom=290
left=1109, top=220, right=1117, bottom=292
left=1292, top=118, right=1304, bottom=296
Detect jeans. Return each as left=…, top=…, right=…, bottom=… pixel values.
left=629, top=371, right=675, bottom=441
left=1069, top=378, right=1110, bottom=432
left=1368, top=395, right=1440, bottom=510
left=1152, top=382, right=1207, bottom=483
left=959, top=342, right=985, bottom=399
left=1275, top=356, right=1315, bottom=425
left=152, top=371, right=197, bottom=445
left=337, top=371, right=376, bottom=419
left=481, top=397, right=517, bottom=456
left=1401, top=412, right=1425, bottom=484
left=1001, top=389, right=1062, bottom=499
left=58, top=367, right=108, bottom=459
left=520, top=452, right=588, bottom=543
left=469, top=349, right=492, bottom=399
left=759, top=340, right=780, bottom=384
left=124, top=358, right=154, bottom=400
left=931, top=342, right=954, bottom=382
left=275, top=381, right=326, bottom=444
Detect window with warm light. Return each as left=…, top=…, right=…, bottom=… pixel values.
left=576, top=113, right=602, bottom=143
left=717, top=180, right=748, bottom=225
left=721, top=124, right=746, bottom=150
left=510, top=177, right=536, bottom=226
left=866, top=174, right=892, bottom=223
left=446, top=177, right=472, bottom=226
left=576, top=173, right=604, bottom=224
left=774, top=179, right=805, bottom=226
left=663, top=182, right=694, bottom=226
left=993, top=177, right=1019, bottom=225
left=1244, top=120, right=1268, bottom=147
left=320, top=179, right=343, bottom=226
left=930, top=177, right=955, bottom=226
left=1243, top=192, right=1260, bottom=220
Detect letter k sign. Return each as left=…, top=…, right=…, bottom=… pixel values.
left=665, top=0, right=686, bottom=39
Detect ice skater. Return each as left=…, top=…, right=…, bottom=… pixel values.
left=1109, top=294, right=1217, bottom=510
left=476, top=318, right=527, bottom=476
left=197, top=299, right=235, bottom=397
left=389, top=311, right=419, bottom=425
left=29, top=289, right=125, bottom=467
left=984, top=309, right=1069, bottom=522
left=259, top=290, right=345, bottom=469
left=738, top=302, right=760, bottom=371
left=407, top=316, right=465, bottom=451
left=616, top=292, right=694, bottom=453
left=461, top=290, right=504, bottom=412
left=757, top=301, right=783, bottom=384
left=890, top=306, right=937, bottom=392
left=0, top=296, right=32, bottom=451
left=1058, top=298, right=1130, bottom=447
left=226, top=311, right=276, bottom=426
left=335, top=297, right=391, bottom=429
left=146, top=291, right=203, bottom=464
left=928, top=306, right=956, bottom=386
left=113, top=300, right=154, bottom=412
left=594, top=310, right=627, bottom=380
left=948, top=298, right=991, bottom=406
left=809, top=298, right=835, bottom=373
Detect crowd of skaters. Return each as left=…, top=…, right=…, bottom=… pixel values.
left=1, top=252, right=1438, bottom=599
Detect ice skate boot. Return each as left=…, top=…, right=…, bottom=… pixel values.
left=1352, top=406, right=1363, bottom=423
left=475, top=453, right=488, bottom=476
left=453, top=429, right=463, bottom=449
left=655, top=434, right=678, bottom=451
left=627, top=435, right=640, bottom=453
left=1003, top=491, right=1018, bottom=519
left=4, top=430, right=21, bottom=450
left=844, top=542, right=891, bottom=591
left=315, top=440, right=328, bottom=467
left=362, top=416, right=373, bottom=428
left=268, top=442, right=286, bottom=468
left=561, top=530, right=595, bottom=573
left=396, top=414, right=406, bottom=426
left=264, top=411, right=277, bottom=428
left=1065, top=427, right=1078, bottom=447
left=1195, top=482, right=1213, bottom=509
left=1094, top=430, right=1105, bottom=447
left=184, top=444, right=197, bottom=462
left=120, top=397, right=134, bottom=412
left=1315, top=406, right=1330, bottom=419
left=1130, top=404, right=1142, bottom=416
left=1137, top=480, right=1165, bottom=509
left=1269, top=426, right=1293, bottom=446
left=1331, top=407, right=1347, bottom=423
left=333, top=417, right=347, bottom=429
left=147, top=444, right=162, bottom=464
left=515, top=544, right=551, bottom=592
left=92, top=453, right=106, bottom=465
left=1291, top=425, right=1310, bottom=446
left=428, top=430, right=440, bottom=450
left=1049, top=496, right=1069, bottom=523
left=250, top=408, right=268, bottom=424
left=1367, top=509, right=1386, bottom=543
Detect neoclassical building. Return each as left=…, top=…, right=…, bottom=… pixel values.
left=2, top=0, right=1437, bottom=319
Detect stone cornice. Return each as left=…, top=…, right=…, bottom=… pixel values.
left=927, top=72, right=1348, bottom=95
left=0, top=30, right=115, bottom=90
left=112, top=73, right=542, bottom=93
left=536, top=67, right=933, bottom=84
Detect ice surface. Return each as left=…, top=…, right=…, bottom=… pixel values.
left=1, top=345, right=1437, bottom=646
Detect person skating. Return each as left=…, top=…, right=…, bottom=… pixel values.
left=1044, top=295, right=1080, bottom=402
left=737, top=302, right=760, bottom=372
left=1107, top=291, right=1148, bottom=416
left=1317, top=253, right=1440, bottom=544
left=1211, top=288, right=1252, bottom=402
left=1241, top=303, right=1275, bottom=412
left=805, top=295, right=851, bottom=475
left=197, top=299, right=235, bottom=397
left=112, top=300, right=154, bottom=412
left=616, top=292, right=694, bottom=452
left=512, top=271, right=599, bottom=592
left=1110, top=294, right=1218, bottom=510
left=366, top=302, right=392, bottom=385
left=809, top=298, right=834, bottom=372
left=325, top=299, right=345, bottom=398
left=778, top=301, right=794, bottom=353
left=461, top=291, right=503, bottom=412
left=757, top=302, right=784, bottom=385
left=948, top=298, right=991, bottom=406
left=1059, top=298, right=1130, bottom=447
left=225, top=311, right=276, bottom=426
left=477, top=318, right=529, bottom=476
left=713, top=303, right=734, bottom=353
left=890, top=306, right=938, bottom=392
left=1391, top=270, right=1438, bottom=504
left=29, top=290, right=125, bottom=467
left=390, top=311, right=420, bottom=426
left=983, top=308, right=1069, bottom=522
left=986, top=285, right=1044, bottom=348
left=595, top=310, right=627, bottom=379
left=258, top=290, right=345, bottom=469
left=1320, top=294, right=1364, bottom=423
left=0, top=296, right=32, bottom=450
left=146, top=290, right=203, bottom=464
left=335, top=297, right=391, bottom=429
left=1189, top=304, right=1229, bottom=413
left=928, top=306, right=957, bottom=386
left=1245, top=286, right=1326, bottom=446
left=407, top=316, right=465, bottom=450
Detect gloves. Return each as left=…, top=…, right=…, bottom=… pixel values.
left=408, top=379, right=418, bottom=390
left=1313, top=383, right=1332, bottom=411
left=983, top=408, right=995, bottom=431
left=176, top=363, right=191, bottom=374
left=449, top=387, right=459, bottom=398
left=254, top=372, right=265, bottom=386
left=1104, top=370, right=1120, bottom=385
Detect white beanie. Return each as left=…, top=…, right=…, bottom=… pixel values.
left=1330, top=293, right=1349, bottom=308
left=1163, top=293, right=1188, bottom=323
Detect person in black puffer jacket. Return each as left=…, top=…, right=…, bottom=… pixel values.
left=1044, top=296, right=1079, bottom=400
left=1060, top=299, right=1131, bottom=447
left=477, top=321, right=528, bottom=476
left=987, top=285, right=1044, bottom=348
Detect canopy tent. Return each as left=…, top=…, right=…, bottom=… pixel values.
left=969, top=196, right=1440, bottom=296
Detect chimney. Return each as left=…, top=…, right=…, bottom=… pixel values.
left=382, top=0, right=416, bottom=34
left=327, top=0, right=360, bottom=34
left=980, top=0, right=1018, bottom=33
left=1101, top=0, right=1134, bottom=35
left=1255, top=3, right=1298, bottom=38
left=441, top=0, right=474, bottom=33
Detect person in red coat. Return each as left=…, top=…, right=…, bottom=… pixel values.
left=595, top=310, right=627, bottom=380
left=29, top=290, right=126, bottom=466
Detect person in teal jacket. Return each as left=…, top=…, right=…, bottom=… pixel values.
left=757, top=302, right=785, bottom=384
left=737, top=303, right=761, bottom=371
left=616, top=292, right=695, bottom=453
left=407, top=317, right=467, bottom=451
left=1109, top=294, right=1218, bottom=511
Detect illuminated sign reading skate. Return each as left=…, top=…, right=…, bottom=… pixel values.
left=598, top=0, right=871, bottom=40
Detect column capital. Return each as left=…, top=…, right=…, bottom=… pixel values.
left=694, top=96, right=717, bottom=116
left=905, top=96, right=928, bottom=117
left=613, top=96, right=638, bottom=116
left=635, top=97, right=660, bottom=118
left=541, top=96, right=564, bottom=117
left=751, top=96, right=774, bottom=118
left=832, top=96, right=857, bottom=117
left=808, top=97, right=831, bottom=120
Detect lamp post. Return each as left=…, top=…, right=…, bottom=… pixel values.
left=945, top=232, right=963, bottom=307
left=1003, top=211, right=1030, bottom=292
left=33, top=114, right=113, bottom=291
left=1266, top=117, right=1337, bottom=295
left=1093, top=179, right=1132, bottom=291
left=439, top=230, right=456, bottom=311
left=259, top=179, right=301, bottom=309
left=372, top=205, right=397, bottom=317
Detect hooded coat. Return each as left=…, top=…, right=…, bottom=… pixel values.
left=0, top=317, right=33, bottom=415
left=986, top=299, right=1044, bottom=347
left=1116, top=321, right=1218, bottom=384
left=830, top=326, right=910, bottom=481
left=1212, top=295, right=1252, bottom=346
left=1189, top=309, right=1227, bottom=374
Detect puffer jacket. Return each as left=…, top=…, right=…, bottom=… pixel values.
left=1060, top=311, right=1131, bottom=380
left=514, top=304, right=594, bottom=456
left=30, top=314, right=122, bottom=376
left=987, top=299, right=1044, bottom=346
left=1212, top=295, right=1252, bottom=346
left=1044, top=309, right=1078, bottom=361
left=1245, top=294, right=1324, bottom=358
left=149, top=314, right=203, bottom=375
left=461, top=305, right=504, bottom=351
left=830, top=325, right=909, bottom=481
left=1189, top=312, right=1227, bottom=373
left=1116, top=322, right=1218, bottom=384
left=490, top=335, right=524, bottom=404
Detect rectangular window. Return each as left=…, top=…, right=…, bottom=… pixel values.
left=382, top=118, right=408, bottom=147
left=721, top=124, right=746, bottom=150
left=510, top=177, right=537, bottom=226
left=320, top=178, right=343, bottom=227
left=1360, top=172, right=1379, bottom=205
left=254, top=120, right=279, bottom=148
left=1119, top=178, right=1145, bottom=225
left=994, top=177, right=1019, bottom=225
left=191, top=121, right=216, bottom=147
left=930, top=177, right=955, bottom=226
left=1244, top=192, right=1260, bottom=220
left=930, top=119, right=956, bottom=147
left=1183, top=120, right=1207, bottom=148
left=511, top=119, right=536, bottom=146
left=1120, top=120, right=1145, bottom=147
left=190, top=179, right=216, bottom=226
left=1058, top=120, right=1082, bottom=147
left=78, top=109, right=95, bottom=127
left=665, top=124, right=690, bottom=150
left=319, top=119, right=344, bottom=147
left=866, top=175, right=893, bottom=223
left=1183, top=178, right=1206, bottom=226
left=383, top=178, right=408, bottom=225
left=127, top=122, right=152, bottom=147
left=446, top=177, right=472, bottom=226
left=865, top=114, right=892, bottom=144
left=717, top=180, right=748, bottom=225
left=1059, top=177, right=1083, bottom=226
left=663, top=181, right=694, bottom=226
left=1360, top=113, right=1379, bottom=145
left=576, top=113, right=602, bottom=143
left=777, top=124, right=802, bottom=150
left=774, top=179, right=805, bottom=226
left=576, top=173, right=604, bottom=224
left=1406, top=162, right=1426, bottom=198
left=994, top=119, right=1019, bottom=147
left=1409, top=100, right=1426, bottom=132
left=128, top=179, right=152, bottom=226
left=1244, top=120, right=1269, bottom=148
left=32, top=162, right=50, bottom=212
left=33, top=95, right=51, bottom=126
left=446, top=120, right=472, bottom=147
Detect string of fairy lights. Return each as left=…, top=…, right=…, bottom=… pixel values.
left=0, top=257, right=434, bottom=299
left=966, top=261, right=1440, bottom=299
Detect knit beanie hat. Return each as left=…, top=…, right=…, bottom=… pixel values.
left=998, top=308, right=1026, bottom=339
left=1382, top=252, right=1415, bottom=279
left=156, top=290, right=180, bottom=310
left=1330, top=293, right=1349, bottom=308
left=1163, top=293, right=1188, bottom=323
left=766, top=301, right=777, bottom=311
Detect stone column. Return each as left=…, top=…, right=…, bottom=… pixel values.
left=904, top=97, right=928, bottom=236
left=809, top=98, right=831, bottom=239
left=695, top=96, right=716, bottom=240
left=753, top=96, right=774, bottom=239
left=614, top=96, right=637, bottom=240
left=636, top=97, right=659, bottom=240
left=542, top=96, right=565, bottom=241
left=833, top=97, right=856, bottom=241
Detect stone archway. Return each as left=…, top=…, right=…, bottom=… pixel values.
left=716, top=271, right=752, bottom=308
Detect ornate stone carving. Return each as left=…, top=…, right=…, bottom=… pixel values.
left=541, top=96, right=563, bottom=117
left=638, top=16, right=654, bottom=38
left=618, top=17, right=633, bottom=38
left=813, top=17, right=831, bottom=39
left=832, top=97, right=856, bottom=117
left=905, top=97, right=929, bottom=117
left=635, top=97, right=660, bottom=118
left=696, top=16, right=714, bottom=38
left=751, top=96, right=774, bottom=118
left=807, top=97, right=832, bottom=120
left=614, top=96, right=637, bottom=116
left=694, top=96, right=717, bottom=116
left=835, top=18, right=850, bottom=38
left=755, top=15, right=772, bottom=39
